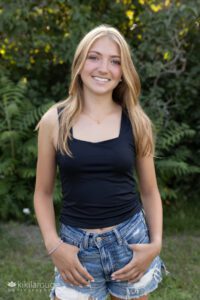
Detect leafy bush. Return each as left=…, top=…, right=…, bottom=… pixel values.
left=0, top=0, right=199, bottom=221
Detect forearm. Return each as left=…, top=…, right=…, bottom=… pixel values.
left=141, top=189, right=163, bottom=252
left=34, top=191, right=60, bottom=251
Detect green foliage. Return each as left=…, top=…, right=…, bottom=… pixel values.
left=0, top=74, right=57, bottom=220
left=132, top=1, right=200, bottom=203
left=155, top=121, right=199, bottom=202
left=0, top=0, right=199, bottom=221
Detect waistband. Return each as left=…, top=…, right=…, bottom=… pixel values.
left=60, top=209, right=144, bottom=249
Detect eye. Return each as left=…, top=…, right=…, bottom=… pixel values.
left=87, top=55, right=98, bottom=61
left=111, top=59, right=121, bottom=65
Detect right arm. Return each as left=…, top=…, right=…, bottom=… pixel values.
left=33, top=108, right=94, bottom=286
left=33, top=108, right=59, bottom=251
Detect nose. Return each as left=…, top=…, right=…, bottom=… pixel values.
left=98, top=59, right=109, bottom=73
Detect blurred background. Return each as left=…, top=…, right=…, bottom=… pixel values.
left=0, top=0, right=199, bottom=299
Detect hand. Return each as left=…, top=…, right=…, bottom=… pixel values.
left=50, top=242, right=94, bottom=286
left=111, top=242, right=161, bottom=283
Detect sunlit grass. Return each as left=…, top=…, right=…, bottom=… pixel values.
left=0, top=203, right=199, bottom=300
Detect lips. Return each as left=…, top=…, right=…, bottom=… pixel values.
left=92, top=76, right=111, bottom=82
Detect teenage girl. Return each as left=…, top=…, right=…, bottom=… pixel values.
left=34, top=24, right=168, bottom=300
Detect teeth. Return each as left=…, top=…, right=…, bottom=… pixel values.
left=93, top=76, right=110, bottom=82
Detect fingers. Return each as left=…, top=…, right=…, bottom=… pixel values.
left=75, top=258, right=94, bottom=282
left=61, top=272, right=81, bottom=286
left=60, top=263, right=94, bottom=286
left=72, top=269, right=91, bottom=286
left=111, top=261, right=135, bottom=278
left=128, top=272, right=143, bottom=284
left=61, top=270, right=91, bottom=287
left=113, top=268, right=136, bottom=281
left=60, top=256, right=95, bottom=286
left=111, top=259, right=144, bottom=282
left=113, top=268, right=143, bottom=282
left=52, top=241, right=95, bottom=287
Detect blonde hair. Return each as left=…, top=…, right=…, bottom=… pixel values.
left=36, top=24, right=155, bottom=158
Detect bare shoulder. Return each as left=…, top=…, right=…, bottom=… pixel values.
left=39, top=106, right=59, bottom=150
left=40, top=106, right=58, bottom=127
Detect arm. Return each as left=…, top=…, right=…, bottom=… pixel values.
left=135, top=155, right=163, bottom=253
left=33, top=108, right=94, bottom=285
left=111, top=155, right=163, bottom=282
left=33, top=108, right=60, bottom=251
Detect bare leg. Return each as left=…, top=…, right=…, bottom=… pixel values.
left=54, top=295, right=93, bottom=300
left=55, top=292, right=148, bottom=300
left=54, top=296, right=94, bottom=300
left=110, top=295, right=148, bottom=300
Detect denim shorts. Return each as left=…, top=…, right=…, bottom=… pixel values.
left=49, top=210, right=169, bottom=300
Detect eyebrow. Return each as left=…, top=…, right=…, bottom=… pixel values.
left=88, top=50, right=121, bottom=58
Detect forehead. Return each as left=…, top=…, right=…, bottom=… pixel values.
left=88, top=36, right=120, bottom=56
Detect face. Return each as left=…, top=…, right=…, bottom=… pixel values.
left=80, top=36, right=122, bottom=97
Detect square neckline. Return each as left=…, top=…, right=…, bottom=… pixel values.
left=71, top=108, right=124, bottom=144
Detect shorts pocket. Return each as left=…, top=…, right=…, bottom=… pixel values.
left=59, top=223, right=80, bottom=248
left=123, top=214, right=150, bottom=248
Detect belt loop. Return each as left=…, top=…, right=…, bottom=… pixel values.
left=113, top=228, right=123, bottom=245
left=82, top=232, right=90, bottom=249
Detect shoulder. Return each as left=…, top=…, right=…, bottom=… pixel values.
left=40, top=106, right=58, bottom=129
left=37, top=106, right=59, bottom=149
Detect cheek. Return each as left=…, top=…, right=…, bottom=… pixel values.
left=82, top=61, right=97, bottom=74
left=80, top=66, right=93, bottom=82
left=111, top=66, right=122, bottom=79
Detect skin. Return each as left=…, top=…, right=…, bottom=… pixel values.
left=55, top=297, right=148, bottom=300
left=80, top=37, right=122, bottom=101
left=34, top=37, right=163, bottom=300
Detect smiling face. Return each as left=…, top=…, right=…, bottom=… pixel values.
left=80, top=36, right=122, bottom=98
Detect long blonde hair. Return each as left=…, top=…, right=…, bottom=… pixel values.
left=36, top=24, right=155, bottom=158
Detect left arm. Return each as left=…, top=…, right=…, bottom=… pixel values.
left=111, top=155, right=163, bottom=282
left=136, top=155, right=163, bottom=252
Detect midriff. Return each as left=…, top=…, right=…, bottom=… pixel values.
left=82, top=225, right=116, bottom=233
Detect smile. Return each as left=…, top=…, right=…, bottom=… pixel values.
left=92, top=76, right=111, bottom=82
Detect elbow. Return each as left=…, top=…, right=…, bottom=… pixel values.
left=33, top=189, right=53, bottom=204
left=140, top=186, right=160, bottom=199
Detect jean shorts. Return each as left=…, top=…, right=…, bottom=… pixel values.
left=49, top=210, right=169, bottom=300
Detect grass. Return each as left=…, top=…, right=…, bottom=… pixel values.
left=0, top=202, right=199, bottom=300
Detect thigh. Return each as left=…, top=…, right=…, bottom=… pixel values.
left=110, top=296, right=148, bottom=300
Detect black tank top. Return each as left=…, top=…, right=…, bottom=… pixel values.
left=56, top=107, right=142, bottom=228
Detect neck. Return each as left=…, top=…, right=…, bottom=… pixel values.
left=82, top=88, right=119, bottom=116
